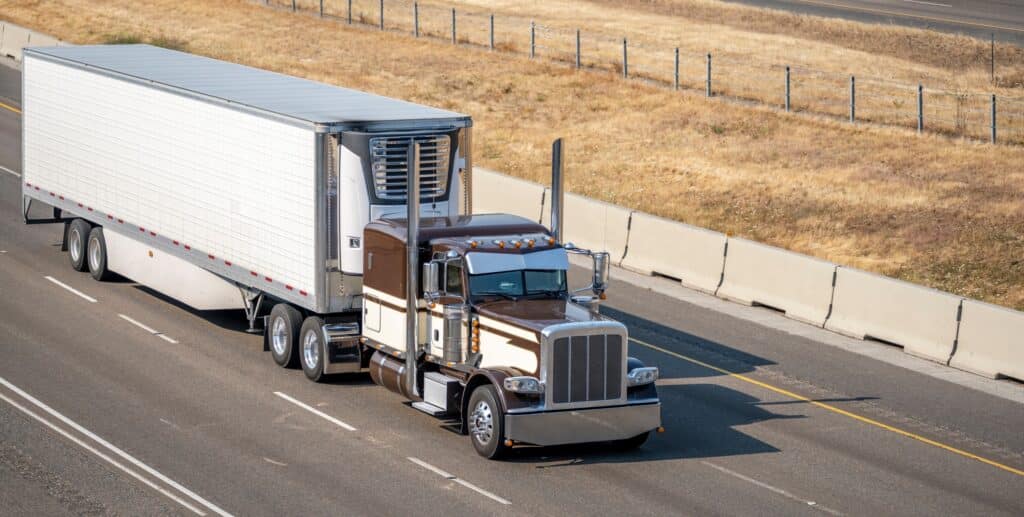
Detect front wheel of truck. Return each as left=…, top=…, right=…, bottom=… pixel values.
left=467, top=384, right=508, bottom=459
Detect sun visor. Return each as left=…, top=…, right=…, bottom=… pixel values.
left=465, top=249, right=569, bottom=275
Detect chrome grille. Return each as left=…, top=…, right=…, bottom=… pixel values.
left=550, top=335, right=623, bottom=405
left=369, top=135, right=451, bottom=200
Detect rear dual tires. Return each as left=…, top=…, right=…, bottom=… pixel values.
left=268, top=303, right=303, bottom=368
left=299, top=316, right=326, bottom=382
left=467, top=384, right=509, bottom=459
left=87, top=227, right=112, bottom=281
left=67, top=219, right=91, bottom=272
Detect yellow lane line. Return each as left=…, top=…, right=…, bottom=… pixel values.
left=782, top=0, right=1024, bottom=33
left=0, top=100, right=21, bottom=115
left=631, top=337, right=1024, bottom=478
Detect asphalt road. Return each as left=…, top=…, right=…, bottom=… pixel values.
left=723, top=0, right=1024, bottom=43
left=1, top=63, right=1022, bottom=516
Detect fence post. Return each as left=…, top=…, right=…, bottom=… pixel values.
left=706, top=53, right=712, bottom=97
left=849, top=76, right=856, bottom=123
left=490, top=15, right=494, bottom=50
left=622, top=39, right=628, bottom=79
left=991, top=94, right=997, bottom=144
left=413, top=2, right=419, bottom=37
left=917, top=84, right=924, bottom=133
left=785, top=66, right=791, bottom=112
left=530, top=22, right=535, bottom=59
left=674, top=48, right=680, bottom=91
left=576, top=30, right=581, bottom=69
left=379, top=0, right=384, bottom=30
left=319, top=0, right=324, bottom=17
left=348, top=0, right=352, bottom=24
left=292, top=0, right=297, bottom=12
left=451, top=8, right=456, bottom=44
left=991, top=33, right=995, bottom=84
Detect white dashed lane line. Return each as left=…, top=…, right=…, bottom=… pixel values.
left=44, top=276, right=98, bottom=303
left=117, top=314, right=180, bottom=344
left=701, top=461, right=841, bottom=515
left=408, top=457, right=512, bottom=506
left=273, top=392, right=357, bottom=431
left=0, top=164, right=20, bottom=178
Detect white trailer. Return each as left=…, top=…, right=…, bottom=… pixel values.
left=21, top=44, right=471, bottom=322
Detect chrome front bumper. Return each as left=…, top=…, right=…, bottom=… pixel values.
left=504, top=402, right=661, bottom=446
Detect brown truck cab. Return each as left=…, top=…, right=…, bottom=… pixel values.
left=361, top=214, right=662, bottom=458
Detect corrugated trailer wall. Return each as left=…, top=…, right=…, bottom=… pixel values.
left=22, top=54, right=319, bottom=304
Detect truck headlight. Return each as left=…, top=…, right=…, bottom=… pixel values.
left=503, top=376, right=544, bottom=395
left=627, top=367, right=659, bottom=387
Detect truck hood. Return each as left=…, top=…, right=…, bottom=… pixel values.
left=475, top=299, right=614, bottom=335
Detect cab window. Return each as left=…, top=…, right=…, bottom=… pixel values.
left=445, top=260, right=463, bottom=297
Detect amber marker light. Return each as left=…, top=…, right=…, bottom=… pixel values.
left=527, top=239, right=535, bottom=248
left=547, top=237, right=555, bottom=245
left=657, top=427, right=666, bottom=433
left=600, top=292, right=607, bottom=300
left=470, top=240, right=478, bottom=248
left=512, top=240, right=522, bottom=248
left=494, top=240, right=505, bottom=248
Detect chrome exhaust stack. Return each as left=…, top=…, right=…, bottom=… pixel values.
left=405, top=142, right=421, bottom=398
left=550, top=138, right=564, bottom=244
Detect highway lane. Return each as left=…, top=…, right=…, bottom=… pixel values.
left=1, top=66, right=1023, bottom=515
left=723, top=0, right=1024, bottom=43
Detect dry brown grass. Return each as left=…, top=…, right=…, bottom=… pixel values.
left=3, top=0, right=1024, bottom=309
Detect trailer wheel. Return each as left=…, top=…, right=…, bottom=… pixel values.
left=467, top=384, right=508, bottom=459
left=299, top=315, right=327, bottom=382
left=87, top=227, right=112, bottom=281
left=268, top=303, right=302, bottom=368
left=67, top=219, right=91, bottom=272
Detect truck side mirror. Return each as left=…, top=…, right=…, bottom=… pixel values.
left=592, top=252, right=610, bottom=293
left=422, top=262, right=440, bottom=299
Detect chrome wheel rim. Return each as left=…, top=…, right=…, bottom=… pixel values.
left=270, top=316, right=288, bottom=356
left=302, top=329, right=319, bottom=369
left=88, top=236, right=101, bottom=271
left=469, top=400, right=493, bottom=445
left=69, top=228, right=82, bottom=263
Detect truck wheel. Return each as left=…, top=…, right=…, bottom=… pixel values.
left=613, top=431, right=650, bottom=451
left=87, top=227, right=112, bottom=281
left=268, top=303, right=302, bottom=368
left=467, top=384, right=508, bottom=459
left=67, top=219, right=91, bottom=272
left=299, top=316, right=327, bottom=382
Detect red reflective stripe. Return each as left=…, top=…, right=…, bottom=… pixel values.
left=264, top=277, right=272, bottom=282
left=299, top=290, right=308, bottom=296
left=149, top=231, right=156, bottom=236
left=117, top=219, right=124, bottom=223
left=77, top=203, right=82, bottom=207
left=107, top=215, right=113, bottom=220
left=184, top=245, right=191, bottom=250
left=285, top=285, right=293, bottom=291
left=58, top=196, right=64, bottom=200
left=88, top=207, right=94, bottom=212
left=208, top=254, right=215, bottom=260
left=224, top=260, right=232, bottom=266
left=172, top=240, right=179, bottom=246
left=49, top=192, right=54, bottom=197
left=250, top=271, right=258, bottom=277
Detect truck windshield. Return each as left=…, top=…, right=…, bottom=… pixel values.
left=469, top=270, right=566, bottom=301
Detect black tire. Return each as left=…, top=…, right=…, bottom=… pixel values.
left=299, top=316, right=327, bottom=382
left=67, top=219, right=91, bottom=272
left=613, top=431, right=650, bottom=451
left=268, top=303, right=303, bottom=368
left=86, top=227, right=112, bottom=281
left=467, top=384, right=508, bottom=459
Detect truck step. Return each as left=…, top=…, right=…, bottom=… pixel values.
left=411, top=401, right=448, bottom=417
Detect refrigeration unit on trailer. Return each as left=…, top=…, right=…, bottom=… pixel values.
left=21, top=44, right=661, bottom=458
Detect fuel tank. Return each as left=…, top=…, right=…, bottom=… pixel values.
left=369, top=350, right=415, bottom=399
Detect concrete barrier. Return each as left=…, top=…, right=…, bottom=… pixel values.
left=28, top=32, right=60, bottom=48
left=557, top=193, right=630, bottom=260
left=826, top=267, right=962, bottom=363
left=620, top=212, right=727, bottom=294
left=949, top=300, right=1024, bottom=381
left=472, top=168, right=545, bottom=223
left=1, top=23, right=31, bottom=61
left=716, top=238, right=836, bottom=326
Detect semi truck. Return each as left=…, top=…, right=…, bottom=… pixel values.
left=20, top=44, right=662, bottom=458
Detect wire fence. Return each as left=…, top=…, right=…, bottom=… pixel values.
left=267, top=0, right=1024, bottom=145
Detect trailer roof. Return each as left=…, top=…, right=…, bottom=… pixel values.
left=26, top=44, right=470, bottom=130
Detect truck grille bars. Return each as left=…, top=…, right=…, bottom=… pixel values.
left=551, top=335, right=623, bottom=405
left=369, top=135, right=450, bottom=201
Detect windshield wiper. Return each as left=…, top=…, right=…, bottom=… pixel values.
left=475, top=291, right=519, bottom=301
left=526, top=289, right=564, bottom=299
